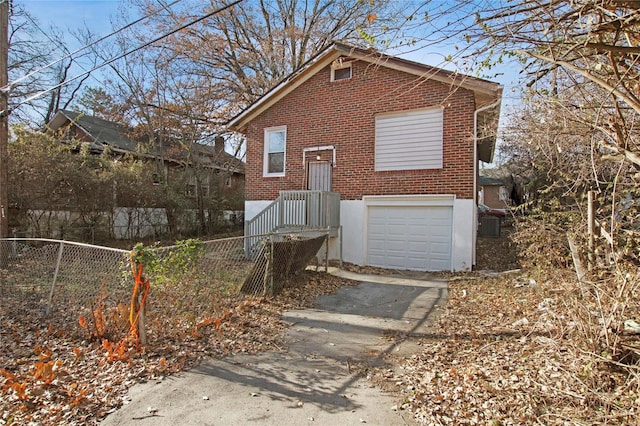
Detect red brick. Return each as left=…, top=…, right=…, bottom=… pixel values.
left=244, top=60, right=477, bottom=201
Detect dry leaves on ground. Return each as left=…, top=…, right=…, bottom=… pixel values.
left=362, top=229, right=638, bottom=425
left=369, top=273, right=639, bottom=425
left=0, top=271, right=357, bottom=425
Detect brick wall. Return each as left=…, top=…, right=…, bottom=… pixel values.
left=245, top=59, right=477, bottom=201
left=482, top=186, right=509, bottom=209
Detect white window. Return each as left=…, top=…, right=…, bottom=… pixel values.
left=331, top=62, right=352, bottom=82
left=264, top=126, right=286, bottom=176
left=375, top=107, right=444, bottom=171
left=499, top=186, right=509, bottom=201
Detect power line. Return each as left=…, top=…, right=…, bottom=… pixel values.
left=3, top=0, right=243, bottom=115
left=4, top=0, right=184, bottom=92
left=22, top=7, right=104, bottom=90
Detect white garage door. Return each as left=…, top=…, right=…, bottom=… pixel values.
left=367, top=206, right=452, bottom=271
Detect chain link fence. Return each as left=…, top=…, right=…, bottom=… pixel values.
left=0, top=239, right=131, bottom=313
left=240, top=231, right=328, bottom=295
left=0, top=229, right=330, bottom=341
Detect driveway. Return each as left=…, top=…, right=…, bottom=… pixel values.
left=100, top=268, right=447, bottom=426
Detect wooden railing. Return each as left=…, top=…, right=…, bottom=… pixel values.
left=244, top=191, right=340, bottom=257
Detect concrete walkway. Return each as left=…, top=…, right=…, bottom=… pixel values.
left=101, top=268, right=447, bottom=426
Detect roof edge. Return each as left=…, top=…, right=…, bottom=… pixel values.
left=227, top=44, right=341, bottom=132
left=48, top=110, right=100, bottom=145
left=227, top=41, right=503, bottom=133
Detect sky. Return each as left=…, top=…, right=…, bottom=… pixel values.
left=13, top=0, right=523, bottom=168
left=15, top=0, right=522, bottom=136
left=17, top=0, right=521, bottom=84
left=19, top=0, right=126, bottom=38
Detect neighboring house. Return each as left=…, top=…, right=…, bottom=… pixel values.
left=47, top=110, right=245, bottom=210
left=37, top=110, right=245, bottom=239
left=478, top=174, right=526, bottom=209
left=228, top=42, right=502, bottom=271
left=478, top=175, right=511, bottom=209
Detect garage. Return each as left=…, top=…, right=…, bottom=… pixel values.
left=366, top=205, right=452, bottom=271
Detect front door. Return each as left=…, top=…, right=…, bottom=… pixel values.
left=307, top=161, right=332, bottom=191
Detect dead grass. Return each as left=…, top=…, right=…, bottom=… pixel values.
left=369, top=274, right=635, bottom=424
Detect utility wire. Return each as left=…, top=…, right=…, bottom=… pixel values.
left=4, top=0, right=243, bottom=114
left=4, top=0, right=184, bottom=92
left=22, top=8, right=102, bottom=90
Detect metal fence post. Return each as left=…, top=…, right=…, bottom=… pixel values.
left=339, top=225, right=343, bottom=267
left=0, top=238, right=4, bottom=271
left=46, top=241, right=64, bottom=315
left=244, top=220, right=250, bottom=259
left=324, top=230, right=329, bottom=272
left=268, top=237, right=274, bottom=295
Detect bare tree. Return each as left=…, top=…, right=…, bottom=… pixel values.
left=400, top=1, right=640, bottom=169
left=132, top=0, right=398, bottom=115
left=7, top=3, right=94, bottom=125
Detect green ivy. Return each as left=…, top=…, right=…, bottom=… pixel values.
left=132, top=239, right=204, bottom=286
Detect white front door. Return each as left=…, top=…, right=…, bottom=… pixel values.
left=307, top=161, right=332, bottom=191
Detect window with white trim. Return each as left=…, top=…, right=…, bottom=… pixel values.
left=375, top=107, right=444, bottom=171
left=264, top=126, right=286, bottom=176
left=331, top=63, right=352, bottom=82
left=499, top=186, right=509, bottom=201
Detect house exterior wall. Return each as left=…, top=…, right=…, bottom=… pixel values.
left=55, top=118, right=93, bottom=143
left=242, top=57, right=485, bottom=271
left=481, top=185, right=509, bottom=209
left=164, top=165, right=244, bottom=211
left=452, top=198, right=474, bottom=270
left=339, top=200, right=365, bottom=264
left=244, top=59, right=477, bottom=201
left=15, top=207, right=242, bottom=241
left=215, top=171, right=245, bottom=211
left=245, top=197, right=474, bottom=271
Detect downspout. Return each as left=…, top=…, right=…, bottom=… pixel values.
left=473, top=99, right=502, bottom=268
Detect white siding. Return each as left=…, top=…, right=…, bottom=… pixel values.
left=375, top=107, right=443, bottom=171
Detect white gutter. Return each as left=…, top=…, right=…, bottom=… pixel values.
left=473, top=99, right=502, bottom=266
